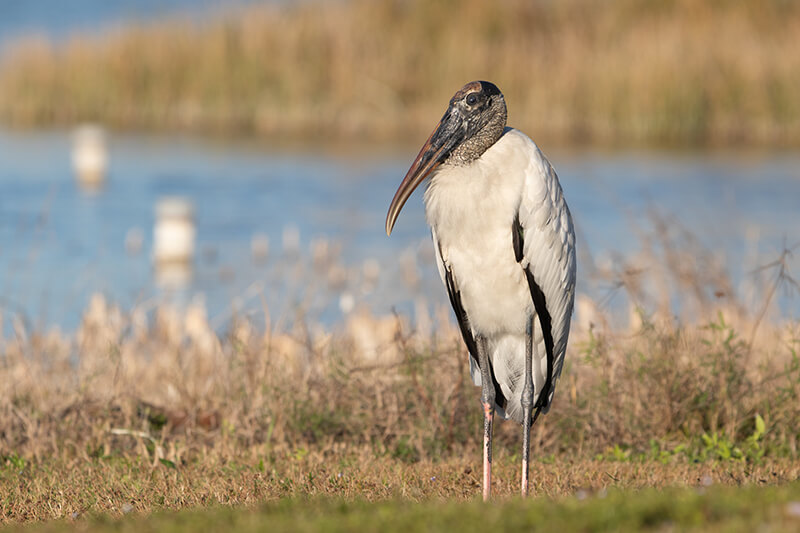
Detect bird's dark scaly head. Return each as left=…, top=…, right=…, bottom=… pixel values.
left=385, top=81, right=507, bottom=236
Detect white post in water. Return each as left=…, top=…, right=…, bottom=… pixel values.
left=154, top=197, right=195, bottom=287
left=71, top=124, right=108, bottom=189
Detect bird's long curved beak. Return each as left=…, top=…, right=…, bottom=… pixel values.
left=385, top=112, right=464, bottom=236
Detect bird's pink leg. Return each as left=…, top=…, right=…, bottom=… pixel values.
left=521, top=417, right=531, bottom=496
left=482, top=399, right=494, bottom=501
left=476, top=335, right=495, bottom=501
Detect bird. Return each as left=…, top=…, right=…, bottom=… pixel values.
left=385, top=81, right=576, bottom=500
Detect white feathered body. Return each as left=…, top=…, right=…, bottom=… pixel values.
left=424, top=128, right=576, bottom=423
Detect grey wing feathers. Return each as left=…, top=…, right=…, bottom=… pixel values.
left=517, top=145, right=577, bottom=411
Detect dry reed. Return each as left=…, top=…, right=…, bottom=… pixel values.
left=0, top=0, right=798, bottom=145
left=1, top=238, right=798, bottom=468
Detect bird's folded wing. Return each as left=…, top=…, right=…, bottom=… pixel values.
left=516, top=144, right=577, bottom=410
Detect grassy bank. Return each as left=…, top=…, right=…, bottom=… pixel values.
left=0, top=0, right=799, bottom=145
left=2, top=285, right=800, bottom=522
left=2, top=229, right=799, bottom=524
left=2, top=293, right=799, bottom=469
left=3, top=479, right=800, bottom=532
left=3, top=454, right=800, bottom=523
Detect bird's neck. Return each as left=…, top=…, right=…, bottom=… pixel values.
left=449, top=108, right=508, bottom=166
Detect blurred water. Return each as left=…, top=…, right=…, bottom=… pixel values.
left=0, top=128, right=799, bottom=332
left=0, top=0, right=268, bottom=48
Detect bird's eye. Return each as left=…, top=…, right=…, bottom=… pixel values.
left=466, top=93, right=479, bottom=106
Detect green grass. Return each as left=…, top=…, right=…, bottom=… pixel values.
left=5, top=482, right=800, bottom=532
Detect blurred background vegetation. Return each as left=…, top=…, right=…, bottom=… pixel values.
left=1, top=0, right=798, bottom=146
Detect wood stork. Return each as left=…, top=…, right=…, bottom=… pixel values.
left=385, top=81, right=576, bottom=500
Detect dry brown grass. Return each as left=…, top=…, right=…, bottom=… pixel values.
left=0, top=0, right=799, bottom=145
left=2, top=216, right=800, bottom=468
left=1, top=283, right=798, bottom=467
left=3, top=455, right=800, bottom=523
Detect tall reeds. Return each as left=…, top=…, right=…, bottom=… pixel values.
left=1, top=226, right=798, bottom=466
left=0, top=0, right=798, bottom=145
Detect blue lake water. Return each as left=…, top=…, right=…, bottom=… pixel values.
left=0, top=0, right=268, bottom=48
left=0, top=1, right=797, bottom=338
left=1, top=128, right=799, bottom=333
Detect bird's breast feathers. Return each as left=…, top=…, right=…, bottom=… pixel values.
left=423, top=129, right=552, bottom=335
